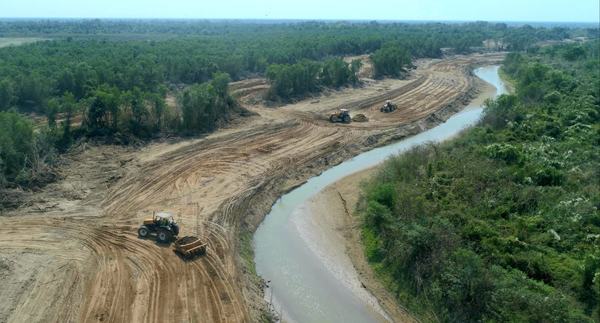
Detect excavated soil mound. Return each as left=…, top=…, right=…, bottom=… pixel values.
left=352, top=114, right=369, bottom=122
left=176, top=236, right=200, bottom=245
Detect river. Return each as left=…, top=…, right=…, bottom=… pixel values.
left=254, top=66, right=508, bottom=323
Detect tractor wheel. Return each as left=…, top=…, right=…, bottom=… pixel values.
left=157, top=230, right=173, bottom=243
left=138, top=226, right=150, bottom=238
left=329, top=115, right=336, bottom=123
left=343, top=115, right=351, bottom=123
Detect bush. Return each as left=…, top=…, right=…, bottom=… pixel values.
left=433, top=249, right=493, bottom=322
left=0, top=111, right=34, bottom=184
left=266, top=60, right=321, bottom=100
left=180, top=73, right=236, bottom=134
left=370, top=43, right=412, bottom=78
left=360, top=41, right=599, bottom=322
left=533, top=166, right=563, bottom=186
left=266, top=58, right=360, bottom=100
left=485, top=143, right=523, bottom=164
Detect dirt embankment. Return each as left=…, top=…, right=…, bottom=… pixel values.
left=0, top=53, right=505, bottom=323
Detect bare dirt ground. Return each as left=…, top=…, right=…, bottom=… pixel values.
left=344, top=54, right=374, bottom=79
left=0, top=53, right=504, bottom=323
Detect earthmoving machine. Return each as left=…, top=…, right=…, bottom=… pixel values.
left=174, top=236, right=207, bottom=259
left=329, top=109, right=352, bottom=123
left=138, top=211, right=180, bottom=243
left=138, top=211, right=207, bottom=259
left=380, top=100, right=397, bottom=113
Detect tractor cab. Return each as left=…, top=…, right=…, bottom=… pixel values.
left=146, top=212, right=175, bottom=226
left=139, top=211, right=180, bottom=243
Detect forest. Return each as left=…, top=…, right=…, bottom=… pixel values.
left=0, top=19, right=591, bottom=192
left=360, top=41, right=600, bottom=322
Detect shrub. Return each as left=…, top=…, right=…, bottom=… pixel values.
left=370, top=43, right=412, bottom=78
left=0, top=111, right=34, bottom=183
left=533, top=166, right=563, bottom=186
left=485, top=143, right=523, bottom=164
left=359, top=41, right=599, bottom=321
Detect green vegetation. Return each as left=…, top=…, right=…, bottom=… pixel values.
left=180, top=72, right=238, bottom=134
left=0, top=19, right=594, bottom=194
left=360, top=41, right=600, bottom=322
left=0, top=112, right=34, bottom=186
left=0, top=111, right=57, bottom=191
left=266, top=58, right=361, bottom=100
left=0, top=20, right=581, bottom=109
left=371, top=42, right=412, bottom=78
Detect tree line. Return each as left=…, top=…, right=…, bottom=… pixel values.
left=266, top=58, right=361, bottom=100
left=0, top=73, right=238, bottom=196
left=0, top=20, right=582, bottom=114
left=0, top=20, right=593, bottom=194
left=265, top=41, right=414, bottom=100
left=370, top=42, right=412, bottom=78
left=360, top=40, right=599, bottom=322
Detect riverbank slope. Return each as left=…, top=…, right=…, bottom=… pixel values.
left=301, top=73, right=498, bottom=321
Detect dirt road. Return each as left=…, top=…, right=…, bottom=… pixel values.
left=0, top=53, right=504, bottom=323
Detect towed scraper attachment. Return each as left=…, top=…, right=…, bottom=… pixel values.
left=174, top=236, right=207, bottom=259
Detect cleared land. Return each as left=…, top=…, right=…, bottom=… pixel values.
left=0, top=52, right=504, bottom=323
left=0, top=37, right=47, bottom=48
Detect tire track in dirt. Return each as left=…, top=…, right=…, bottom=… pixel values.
left=0, top=53, right=505, bottom=323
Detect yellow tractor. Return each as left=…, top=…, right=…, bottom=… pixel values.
left=138, top=211, right=180, bottom=243
left=329, top=109, right=352, bottom=123
left=137, top=211, right=207, bottom=259
left=138, top=211, right=207, bottom=259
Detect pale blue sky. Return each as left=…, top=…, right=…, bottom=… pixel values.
left=1, top=0, right=598, bottom=22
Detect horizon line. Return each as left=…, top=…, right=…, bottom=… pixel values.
left=0, top=17, right=598, bottom=24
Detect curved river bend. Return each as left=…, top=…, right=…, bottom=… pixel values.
left=254, top=66, right=508, bottom=323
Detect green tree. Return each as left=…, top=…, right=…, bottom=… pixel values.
left=46, top=98, right=59, bottom=129
left=149, top=93, right=166, bottom=132
left=58, top=92, right=76, bottom=151
left=371, top=43, right=412, bottom=78
left=0, top=111, right=34, bottom=183
left=0, top=79, right=15, bottom=111
left=86, top=86, right=120, bottom=135
left=266, top=60, right=321, bottom=100
left=15, top=73, right=50, bottom=112
left=320, top=58, right=353, bottom=87
left=180, top=73, right=235, bottom=134
left=359, top=41, right=600, bottom=322
left=125, top=88, right=149, bottom=136
left=211, top=72, right=231, bottom=98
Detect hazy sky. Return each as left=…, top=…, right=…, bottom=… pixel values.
left=1, top=0, right=598, bottom=22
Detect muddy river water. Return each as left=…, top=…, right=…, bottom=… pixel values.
left=254, top=66, right=507, bottom=322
